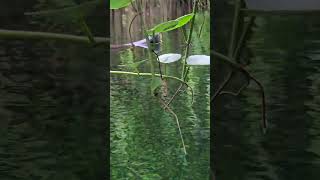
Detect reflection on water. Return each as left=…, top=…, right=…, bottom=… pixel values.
left=111, top=1, right=210, bottom=179
left=0, top=0, right=106, bottom=179
left=214, top=4, right=320, bottom=180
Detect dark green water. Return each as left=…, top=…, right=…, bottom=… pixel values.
left=110, top=3, right=210, bottom=179
left=0, top=0, right=106, bottom=179
left=214, top=6, right=320, bottom=180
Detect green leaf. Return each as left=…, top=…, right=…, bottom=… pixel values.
left=151, top=77, right=162, bottom=94
left=166, top=13, right=195, bottom=31
left=148, top=20, right=178, bottom=34
left=148, top=13, right=194, bottom=34
left=110, top=0, right=134, bottom=9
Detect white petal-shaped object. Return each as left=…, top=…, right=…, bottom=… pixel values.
left=186, top=55, right=210, bottom=65
left=158, top=53, right=182, bottom=64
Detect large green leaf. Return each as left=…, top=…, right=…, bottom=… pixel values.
left=166, top=13, right=195, bottom=31
left=148, top=13, right=194, bottom=34
left=148, top=20, right=178, bottom=34
left=110, top=0, right=134, bottom=9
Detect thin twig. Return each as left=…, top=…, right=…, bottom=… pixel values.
left=181, top=0, right=198, bottom=79
left=158, top=97, right=187, bottom=155
left=129, top=12, right=142, bottom=46
left=164, top=81, right=194, bottom=110
left=164, top=84, right=184, bottom=110
left=79, top=18, right=96, bottom=44
left=250, top=75, right=267, bottom=132
left=183, top=66, right=191, bottom=81
left=165, top=65, right=194, bottom=110
left=233, top=16, right=255, bottom=62
left=152, top=50, right=163, bottom=79
left=211, top=71, right=233, bottom=103
left=198, top=12, right=206, bottom=38
left=219, top=78, right=249, bottom=96
left=130, top=0, right=139, bottom=13
left=167, top=0, right=199, bottom=107
left=212, top=50, right=267, bottom=131
left=110, top=71, right=192, bottom=90
left=181, top=27, right=188, bottom=43
left=228, top=0, right=241, bottom=57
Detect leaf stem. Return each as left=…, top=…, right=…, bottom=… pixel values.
left=110, top=71, right=188, bottom=86
left=136, top=0, right=156, bottom=93
left=79, top=18, right=96, bottom=44
left=228, top=0, right=241, bottom=57
left=181, top=0, right=198, bottom=79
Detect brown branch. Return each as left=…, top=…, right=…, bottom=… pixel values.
left=158, top=97, right=187, bottom=155
left=129, top=12, right=143, bottom=46
left=152, top=50, right=163, bottom=79
left=211, top=71, right=233, bottom=103
left=212, top=50, right=267, bottom=131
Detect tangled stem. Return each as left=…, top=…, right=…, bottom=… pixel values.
left=212, top=50, right=267, bottom=132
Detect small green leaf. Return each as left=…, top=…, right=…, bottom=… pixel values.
left=148, top=13, right=194, bottom=34
left=110, top=0, right=134, bottom=9
left=151, top=77, right=162, bottom=94
left=148, top=20, right=178, bottom=34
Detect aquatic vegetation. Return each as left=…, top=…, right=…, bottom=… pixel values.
left=111, top=1, right=210, bottom=178
left=0, top=0, right=208, bottom=177
left=110, top=0, right=210, bottom=156
left=0, top=0, right=210, bottom=178
left=0, top=0, right=209, bottom=155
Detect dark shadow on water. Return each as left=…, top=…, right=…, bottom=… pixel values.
left=213, top=1, right=320, bottom=179
left=0, top=0, right=107, bottom=179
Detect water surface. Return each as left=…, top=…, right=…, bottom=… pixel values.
left=0, top=1, right=106, bottom=179
left=214, top=5, right=320, bottom=180
left=110, top=1, right=210, bottom=179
